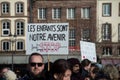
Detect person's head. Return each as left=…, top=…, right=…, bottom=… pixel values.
left=67, top=58, right=81, bottom=73
left=95, top=71, right=111, bottom=80
left=103, top=64, right=119, bottom=80
left=3, top=70, right=17, bottom=80
left=0, top=66, right=9, bottom=77
left=90, top=63, right=100, bottom=79
left=28, top=52, right=44, bottom=76
left=52, top=59, right=72, bottom=80
left=116, top=64, right=120, bottom=79
left=1, top=67, right=9, bottom=74
left=81, top=59, right=91, bottom=71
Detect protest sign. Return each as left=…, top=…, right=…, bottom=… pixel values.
left=26, top=23, right=69, bottom=55
left=80, top=41, right=97, bottom=62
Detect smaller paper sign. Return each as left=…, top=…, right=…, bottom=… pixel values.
left=80, top=41, right=97, bottom=62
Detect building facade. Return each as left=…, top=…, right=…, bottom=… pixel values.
left=0, top=0, right=28, bottom=64
left=0, top=0, right=119, bottom=65
left=29, top=0, right=97, bottom=53
left=96, top=0, right=120, bottom=64
left=0, top=0, right=97, bottom=65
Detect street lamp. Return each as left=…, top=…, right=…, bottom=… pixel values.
left=9, top=32, right=17, bottom=70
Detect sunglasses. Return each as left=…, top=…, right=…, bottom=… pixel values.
left=30, top=62, right=43, bottom=67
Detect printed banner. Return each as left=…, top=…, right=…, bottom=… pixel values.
left=26, top=23, right=69, bottom=55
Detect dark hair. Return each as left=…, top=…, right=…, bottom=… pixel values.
left=92, top=66, right=100, bottom=74
left=81, top=59, right=91, bottom=67
left=28, top=52, right=44, bottom=63
left=95, top=71, right=111, bottom=80
left=67, top=58, right=80, bottom=70
left=52, top=59, right=71, bottom=75
left=91, top=63, right=100, bottom=73
left=67, top=58, right=80, bottom=66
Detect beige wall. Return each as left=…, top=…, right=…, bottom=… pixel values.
left=0, top=0, right=28, bottom=16
left=0, top=0, right=28, bottom=50
left=97, top=0, right=120, bottom=42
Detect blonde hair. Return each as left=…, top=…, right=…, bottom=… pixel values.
left=103, top=64, right=119, bottom=80
left=3, top=70, right=17, bottom=80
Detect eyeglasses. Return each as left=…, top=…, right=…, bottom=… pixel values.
left=30, top=62, right=43, bottom=67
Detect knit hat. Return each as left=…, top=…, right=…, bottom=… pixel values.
left=3, top=70, right=17, bottom=80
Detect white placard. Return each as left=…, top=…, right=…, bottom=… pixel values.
left=80, top=41, right=97, bottom=62
left=26, top=23, right=69, bottom=55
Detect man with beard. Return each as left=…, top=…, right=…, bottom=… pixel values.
left=19, top=53, right=46, bottom=80
left=67, top=58, right=83, bottom=80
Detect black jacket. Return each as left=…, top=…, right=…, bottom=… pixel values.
left=81, top=68, right=89, bottom=80
left=18, top=71, right=47, bottom=80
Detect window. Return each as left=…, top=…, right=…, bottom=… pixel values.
left=102, top=47, right=112, bottom=56
left=2, top=21, right=10, bottom=36
left=16, top=2, right=24, bottom=14
left=2, top=2, right=10, bottom=14
left=67, top=8, right=75, bottom=19
left=102, top=3, right=111, bottom=16
left=38, top=8, right=46, bottom=20
left=81, top=28, right=90, bottom=41
left=102, top=23, right=111, bottom=41
left=69, top=29, right=76, bottom=47
left=2, top=41, right=10, bottom=51
left=16, top=21, right=24, bottom=35
left=17, top=41, right=24, bottom=50
left=81, top=7, right=90, bottom=19
left=52, top=8, right=61, bottom=19
left=118, top=47, right=120, bottom=55
left=118, top=24, right=120, bottom=41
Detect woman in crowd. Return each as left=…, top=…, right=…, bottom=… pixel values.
left=103, top=64, right=119, bottom=80
left=116, top=64, right=120, bottom=80
left=51, top=59, right=72, bottom=80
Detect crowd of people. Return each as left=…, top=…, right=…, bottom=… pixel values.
left=0, top=52, right=120, bottom=80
